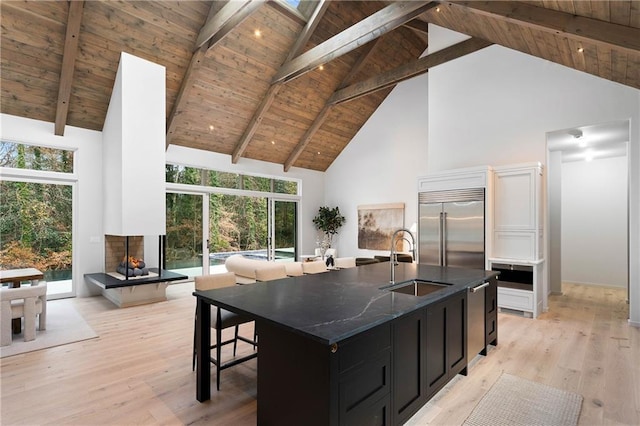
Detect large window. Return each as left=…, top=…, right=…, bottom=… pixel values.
left=165, top=164, right=299, bottom=277
left=0, top=141, right=75, bottom=298
left=166, top=164, right=298, bottom=195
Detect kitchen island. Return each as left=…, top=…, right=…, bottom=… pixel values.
left=194, top=262, right=498, bottom=425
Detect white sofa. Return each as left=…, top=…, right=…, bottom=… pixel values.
left=224, top=254, right=289, bottom=284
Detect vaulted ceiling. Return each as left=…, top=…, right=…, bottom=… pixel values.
left=1, top=1, right=638, bottom=172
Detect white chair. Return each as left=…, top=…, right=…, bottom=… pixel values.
left=335, top=257, right=356, bottom=268
left=284, top=262, right=304, bottom=277
left=255, top=264, right=288, bottom=282
left=1, top=280, right=47, bottom=346
left=192, top=272, right=257, bottom=390
left=302, top=260, right=328, bottom=274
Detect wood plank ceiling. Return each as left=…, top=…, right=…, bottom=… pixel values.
left=1, top=1, right=639, bottom=172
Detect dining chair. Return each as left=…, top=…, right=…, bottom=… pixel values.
left=255, top=264, right=288, bottom=282
left=302, top=260, right=328, bottom=274
left=284, top=261, right=304, bottom=277
left=1, top=280, right=47, bottom=346
left=335, top=257, right=357, bottom=268
left=192, top=272, right=257, bottom=390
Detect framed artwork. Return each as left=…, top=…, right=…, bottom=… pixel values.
left=357, top=203, right=404, bottom=250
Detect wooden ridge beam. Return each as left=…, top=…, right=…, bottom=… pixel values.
left=283, top=104, right=332, bottom=172
left=403, top=19, right=429, bottom=34
left=447, top=1, right=640, bottom=55
left=54, top=0, right=84, bottom=136
left=195, top=0, right=265, bottom=51
left=166, top=47, right=206, bottom=147
left=272, top=1, right=437, bottom=84
left=283, top=38, right=383, bottom=171
left=168, top=2, right=264, bottom=146
left=231, top=0, right=329, bottom=163
left=329, top=37, right=492, bottom=105
left=339, top=37, right=383, bottom=89
left=284, top=0, right=330, bottom=63
left=231, top=84, right=283, bottom=163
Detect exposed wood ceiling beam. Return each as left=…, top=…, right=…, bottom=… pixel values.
left=283, top=38, right=383, bottom=171
left=446, top=1, right=640, bottom=55
left=272, top=1, right=438, bottom=84
left=195, top=0, right=265, bottom=50
left=167, top=1, right=264, bottom=146
left=284, top=0, right=331, bottom=63
left=54, top=0, right=84, bottom=136
left=205, top=0, right=266, bottom=50
left=284, top=104, right=332, bottom=172
left=329, top=37, right=492, bottom=105
left=166, top=47, right=207, bottom=146
left=403, top=19, right=429, bottom=34
left=231, top=0, right=330, bottom=163
left=266, top=0, right=307, bottom=25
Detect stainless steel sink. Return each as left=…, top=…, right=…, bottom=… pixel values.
left=383, top=279, right=451, bottom=297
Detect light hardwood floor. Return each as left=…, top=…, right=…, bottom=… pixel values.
left=1, top=282, right=638, bottom=425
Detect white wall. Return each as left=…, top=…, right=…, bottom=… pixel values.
left=427, top=25, right=640, bottom=325
left=1, top=114, right=104, bottom=297
left=326, top=25, right=639, bottom=323
left=561, top=156, right=628, bottom=287
left=324, top=72, right=429, bottom=259
left=165, top=145, right=325, bottom=257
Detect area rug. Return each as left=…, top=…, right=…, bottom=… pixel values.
left=463, top=373, right=583, bottom=426
left=1, top=298, right=98, bottom=358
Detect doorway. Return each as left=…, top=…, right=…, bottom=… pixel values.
left=546, top=120, right=630, bottom=307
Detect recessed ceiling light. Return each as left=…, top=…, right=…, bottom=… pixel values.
left=577, top=47, right=584, bottom=53
left=435, top=7, right=440, bottom=12
left=317, top=151, right=321, bottom=155
left=208, top=125, right=215, bottom=131
left=271, top=140, right=275, bottom=145
left=318, top=64, right=324, bottom=71
left=254, top=29, right=262, bottom=37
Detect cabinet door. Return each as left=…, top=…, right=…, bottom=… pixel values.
left=494, top=169, right=536, bottom=230
left=447, top=291, right=467, bottom=377
left=339, top=323, right=391, bottom=425
left=393, top=309, right=427, bottom=425
left=425, top=298, right=448, bottom=398
left=484, top=278, right=498, bottom=351
left=339, top=352, right=391, bottom=426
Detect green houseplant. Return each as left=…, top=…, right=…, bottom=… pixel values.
left=312, top=206, right=345, bottom=247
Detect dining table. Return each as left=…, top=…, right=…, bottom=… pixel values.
left=0, top=268, right=45, bottom=333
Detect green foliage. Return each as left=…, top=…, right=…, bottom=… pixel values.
left=313, top=206, right=345, bottom=246
left=0, top=180, right=72, bottom=271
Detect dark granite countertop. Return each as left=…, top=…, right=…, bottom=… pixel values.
left=85, top=269, right=188, bottom=289
left=194, top=262, right=498, bottom=345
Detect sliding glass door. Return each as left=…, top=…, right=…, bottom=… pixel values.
left=0, top=180, right=74, bottom=298
left=271, top=199, right=297, bottom=262
left=165, top=192, right=203, bottom=276
left=166, top=191, right=298, bottom=277
left=209, top=193, right=269, bottom=271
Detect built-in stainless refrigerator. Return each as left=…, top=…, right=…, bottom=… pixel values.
left=418, top=188, right=485, bottom=269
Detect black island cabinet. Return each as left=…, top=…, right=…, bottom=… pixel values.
left=194, top=262, right=498, bottom=425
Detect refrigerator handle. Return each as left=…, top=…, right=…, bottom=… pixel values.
left=442, top=211, right=448, bottom=266
left=439, top=212, right=444, bottom=266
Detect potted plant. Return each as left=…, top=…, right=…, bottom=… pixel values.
left=312, top=206, right=345, bottom=248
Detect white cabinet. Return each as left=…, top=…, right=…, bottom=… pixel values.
left=491, top=163, right=545, bottom=318
left=489, top=259, right=544, bottom=318
left=492, top=163, right=543, bottom=261
left=417, top=166, right=493, bottom=193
